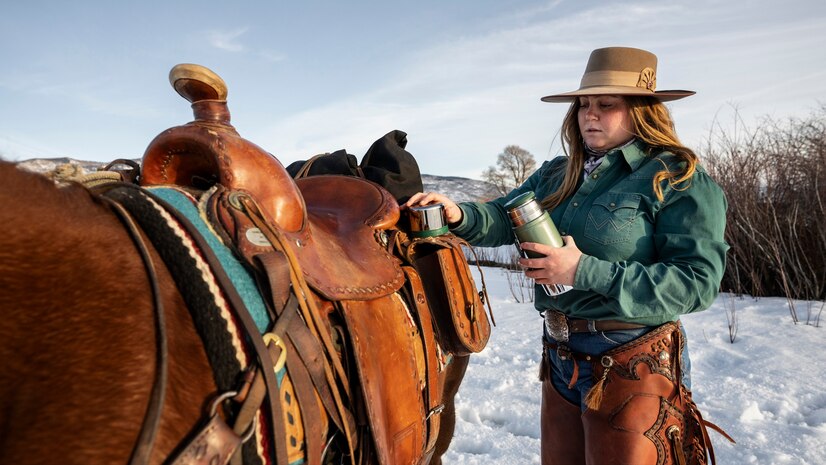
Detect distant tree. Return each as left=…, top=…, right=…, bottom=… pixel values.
left=482, top=145, right=537, bottom=196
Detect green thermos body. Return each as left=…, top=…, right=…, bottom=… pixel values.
left=504, top=191, right=571, bottom=296
left=512, top=211, right=564, bottom=256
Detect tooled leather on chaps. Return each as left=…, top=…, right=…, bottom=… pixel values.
left=580, top=322, right=733, bottom=465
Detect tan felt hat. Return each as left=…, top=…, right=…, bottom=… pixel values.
left=541, top=47, right=695, bottom=103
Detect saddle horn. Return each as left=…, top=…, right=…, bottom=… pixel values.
left=170, top=63, right=228, bottom=103
left=140, top=63, right=306, bottom=233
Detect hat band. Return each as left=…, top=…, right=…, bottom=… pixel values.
left=580, top=68, right=656, bottom=92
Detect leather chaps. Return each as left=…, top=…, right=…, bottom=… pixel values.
left=540, top=322, right=731, bottom=465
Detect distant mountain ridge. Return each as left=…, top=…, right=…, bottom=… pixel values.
left=14, top=157, right=499, bottom=203
left=421, top=174, right=498, bottom=203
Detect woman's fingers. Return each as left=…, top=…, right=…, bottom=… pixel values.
left=518, top=242, right=554, bottom=257
left=518, top=239, right=582, bottom=286
left=405, top=191, right=445, bottom=207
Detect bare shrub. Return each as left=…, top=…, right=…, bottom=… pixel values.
left=501, top=249, right=535, bottom=303
left=805, top=300, right=825, bottom=328
left=469, top=246, right=501, bottom=268
left=504, top=269, right=535, bottom=303
left=464, top=243, right=537, bottom=303
left=704, top=104, right=826, bottom=324
left=465, top=245, right=518, bottom=269
left=723, top=293, right=739, bottom=343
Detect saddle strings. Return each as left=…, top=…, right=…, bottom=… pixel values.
left=237, top=195, right=358, bottom=465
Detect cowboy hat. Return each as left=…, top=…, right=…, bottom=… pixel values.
left=541, top=47, right=694, bottom=103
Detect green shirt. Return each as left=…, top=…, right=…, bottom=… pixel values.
left=452, top=140, right=729, bottom=326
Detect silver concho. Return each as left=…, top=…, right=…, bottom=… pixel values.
left=544, top=311, right=570, bottom=343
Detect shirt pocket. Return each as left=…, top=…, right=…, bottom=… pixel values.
left=585, top=193, right=641, bottom=245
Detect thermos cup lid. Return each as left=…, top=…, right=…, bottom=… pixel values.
left=504, top=191, right=536, bottom=208
left=504, top=191, right=544, bottom=226
left=408, top=203, right=449, bottom=237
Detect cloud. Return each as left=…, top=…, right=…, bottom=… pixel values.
left=252, top=80, right=561, bottom=178
left=249, top=0, right=826, bottom=178
left=0, top=69, right=163, bottom=120
left=207, top=27, right=249, bottom=52
left=257, top=50, right=287, bottom=63
left=0, top=134, right=67, bottom=161
left=204, top=28, right=286, bottom=64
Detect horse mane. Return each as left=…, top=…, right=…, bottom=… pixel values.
left=0, top=160, right=213, bottom=464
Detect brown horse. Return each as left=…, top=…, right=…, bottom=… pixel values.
left=0, top=160, right=217, bottom=464
left=0, top=64, right=484, bottom=465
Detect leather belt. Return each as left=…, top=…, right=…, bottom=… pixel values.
left=544, top=311, right=647, bottom=343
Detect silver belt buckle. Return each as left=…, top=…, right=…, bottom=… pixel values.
left=545, top=311, right=569, bottom=343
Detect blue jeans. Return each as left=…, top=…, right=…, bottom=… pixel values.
left=545, top=324, right=692, bottom=411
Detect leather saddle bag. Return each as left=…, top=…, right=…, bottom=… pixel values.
left=397, top=232, right=493, bottom=356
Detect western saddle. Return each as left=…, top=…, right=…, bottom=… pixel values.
left=137, top=64, right=472, bottom=465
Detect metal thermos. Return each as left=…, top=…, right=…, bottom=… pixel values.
left=408, top=203, right=449, bottom=237
left=504, top=191, right=572, bottom=296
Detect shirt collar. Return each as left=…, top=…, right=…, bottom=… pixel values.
left=612, top=139, right=648, bottom=172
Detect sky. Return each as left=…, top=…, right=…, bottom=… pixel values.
left=446, top=266, right=825, bottom=464
left=2, top=0, right=825, bottom=179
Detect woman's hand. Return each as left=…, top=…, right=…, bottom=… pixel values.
left=518, top=236, right=583, bottom=286
left=403, top=192, right=463, bottom=224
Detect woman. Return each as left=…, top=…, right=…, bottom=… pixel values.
left=406, top=47, right=730, bottom=464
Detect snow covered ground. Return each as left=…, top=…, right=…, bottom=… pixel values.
left=442, top=266, right=826, bottom=464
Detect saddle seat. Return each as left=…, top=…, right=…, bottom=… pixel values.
left=291, top=175, right=404, bottom=300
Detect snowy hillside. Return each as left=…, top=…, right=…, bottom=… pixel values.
left=422, top=174, right=498, bottom=203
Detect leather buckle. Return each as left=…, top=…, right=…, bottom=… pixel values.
left=544, top=311, right=569, bottom=343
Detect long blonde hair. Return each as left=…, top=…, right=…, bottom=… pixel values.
left=540, top=96, right=697, bottom=211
